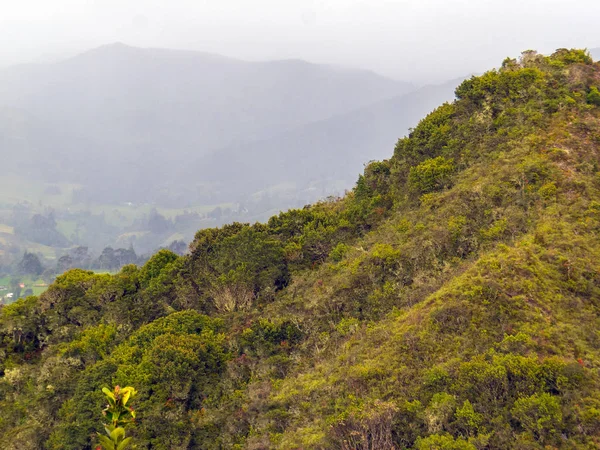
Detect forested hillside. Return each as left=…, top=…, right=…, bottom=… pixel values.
left=2, top=49, right=600, bottom=449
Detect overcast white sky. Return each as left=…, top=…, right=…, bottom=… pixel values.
left=1, top=0, right=600, bottom=82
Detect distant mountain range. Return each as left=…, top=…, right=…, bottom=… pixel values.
left=0, top=43, right=417, bottom=203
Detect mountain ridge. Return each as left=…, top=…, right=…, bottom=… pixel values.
left=1, top=48, right=600, bottom=449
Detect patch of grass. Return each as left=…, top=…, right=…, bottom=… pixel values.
left=0, top=224, right=14, bottom=234
left=55, top=220, right=78, bottom=239
left=0, top=275, right=50, bottom=301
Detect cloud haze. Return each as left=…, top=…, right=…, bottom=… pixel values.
left=2, top=0, right=600, bottom=82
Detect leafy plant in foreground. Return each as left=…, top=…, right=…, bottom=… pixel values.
left=97, top=385, right=137, bottom=450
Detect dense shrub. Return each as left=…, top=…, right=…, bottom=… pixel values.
left=409, top=157, right=455, bottom=194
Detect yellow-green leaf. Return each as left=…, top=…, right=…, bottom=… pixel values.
left=116, top=437, right=133, bottom=450
left=98, top=434, right=115, bottom=450
left=110, top=427, right=125, bottom=443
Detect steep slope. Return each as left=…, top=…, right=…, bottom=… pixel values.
left=0, top=43, right=413, bottom=205
left=1, top=49, right=600, bottom=450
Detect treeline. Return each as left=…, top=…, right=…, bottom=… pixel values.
left=3, top=240, right=187, bottom=282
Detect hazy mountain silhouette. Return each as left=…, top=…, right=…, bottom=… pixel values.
left=186, top=79, right=462, bottom=204
left=0, top=43, right=418, bottom=205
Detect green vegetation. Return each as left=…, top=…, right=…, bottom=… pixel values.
left=1, top=49, right=600, bottom=449
left=409, top=156, right=455, bottom=194
left=587, top=86, right=600, bottom=106
left=97, top=386, right=137, bottom=450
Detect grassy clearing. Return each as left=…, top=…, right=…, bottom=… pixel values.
left=0, top=275, right=51, bottom=303
left=55, top=220, right=78, bottom=239
left=0, top=224, right=14, bottom=234
left=88, top=202, right=236, bottom=227
left=0, top=176, right=80, bottom=209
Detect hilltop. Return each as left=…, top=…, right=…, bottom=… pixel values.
left=1, top=49, right=600, bottom=449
